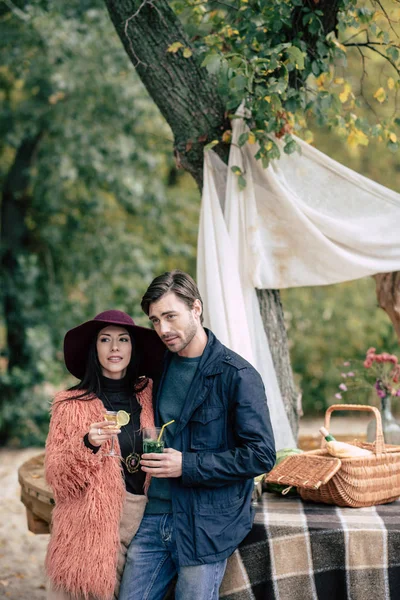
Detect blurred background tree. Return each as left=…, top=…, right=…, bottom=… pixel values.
left=0, top=0, right=398, bottom=446
left=0, top=0, right=199, bottom=445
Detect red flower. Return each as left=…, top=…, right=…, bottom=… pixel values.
left=344, top=348, right=400, bottom=398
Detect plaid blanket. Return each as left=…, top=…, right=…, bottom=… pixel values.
left=219, top=493, right=400, bottom=600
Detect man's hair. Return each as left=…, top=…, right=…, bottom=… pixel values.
left=141, top=270, right=204, bottom=324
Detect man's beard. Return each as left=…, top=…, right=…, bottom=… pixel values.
left=163, top=315, right=197, bottom=353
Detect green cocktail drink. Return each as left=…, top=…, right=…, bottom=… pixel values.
left=142, top=422, right=174, bottom=455
left=142, top=439, right=164, bottom=454
left=142, top=426, right=164, bottom=454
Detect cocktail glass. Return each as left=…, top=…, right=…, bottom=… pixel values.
left=142, top=426, right=165, bottom=454
left=103, top=410, right=119, bottom=457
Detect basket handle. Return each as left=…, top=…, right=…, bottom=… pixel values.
left=322, top=404, right=385, bottom=456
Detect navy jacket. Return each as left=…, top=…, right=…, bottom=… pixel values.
left=155, top=329, right=276, bottom=566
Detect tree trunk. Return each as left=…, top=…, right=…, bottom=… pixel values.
left=257, top=289, right=299, bottom=437
left=374, top=272, right=400, bottom=342
left=104, top=0, right=230, bottom=190
left=0, top=133, right=42, bottom=373
left=103, top=0, right=345, bottom=439
left=293, top=0, right=341, bottom=40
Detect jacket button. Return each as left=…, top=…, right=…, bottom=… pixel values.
left=225, top=355, right=231, bottom=360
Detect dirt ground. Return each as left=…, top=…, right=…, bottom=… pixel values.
left=0, top=415, right=371, bottom=600
left=0, top=448, right=48, bottom=600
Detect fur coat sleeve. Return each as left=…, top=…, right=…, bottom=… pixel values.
left=45, top=391, right=106, bottom=502
left=45, top=381, right=155, bottom=600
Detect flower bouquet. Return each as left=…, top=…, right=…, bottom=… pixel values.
left=336, top=348, right=400, bottom=444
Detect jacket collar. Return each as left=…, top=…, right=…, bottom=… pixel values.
left=156, top=329, right=225, bottom=435
left=192, top=328, right=224, bottom=376
left=159, top=328, right=224, bottom=377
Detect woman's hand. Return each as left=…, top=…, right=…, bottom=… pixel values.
left=87, top=420, right=121, bottom=447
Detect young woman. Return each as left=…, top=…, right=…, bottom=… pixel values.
left=45, top=310, right=164, bottom=600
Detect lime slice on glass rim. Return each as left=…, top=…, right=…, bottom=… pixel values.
left=116, top=410, right=130, bottom=427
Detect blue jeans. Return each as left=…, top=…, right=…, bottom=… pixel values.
left=119, top=514, right=227, bottom=600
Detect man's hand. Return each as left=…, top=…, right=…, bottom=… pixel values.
left=140, top=448, right=182, bottom=478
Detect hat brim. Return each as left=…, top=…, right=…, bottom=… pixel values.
left=64, top=319, right=165, bottom=381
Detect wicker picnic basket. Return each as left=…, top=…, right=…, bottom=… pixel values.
left=265, top=404, right=400, bottom=508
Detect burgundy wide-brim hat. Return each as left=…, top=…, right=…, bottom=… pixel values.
left=63, top=310, right=165, bottom=381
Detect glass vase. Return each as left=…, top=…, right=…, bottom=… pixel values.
left=367, top=394, right=400, bottom=445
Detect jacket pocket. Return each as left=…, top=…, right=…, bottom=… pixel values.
left=194, top=496, right=251, bottom=558
left=190, top=407, right=224, bottom=450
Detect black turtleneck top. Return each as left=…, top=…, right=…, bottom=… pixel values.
left=84, top=374, right=146, bottom=495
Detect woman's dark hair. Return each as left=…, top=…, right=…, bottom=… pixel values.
left=69, top=329, right=138, bottom=399
left=141, top=269, right=204, bottom=323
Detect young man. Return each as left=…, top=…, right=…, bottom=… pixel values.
left=119, top=270, right=276, bottom=600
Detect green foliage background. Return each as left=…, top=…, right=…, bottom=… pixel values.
left=0, top=0, right=200, bottom=445
left=0, top=0, right=399, bottom=446
left=173, top=0, right=400, bottom=163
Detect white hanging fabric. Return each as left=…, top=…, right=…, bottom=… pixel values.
left=198, top=149, right=296, bottom=449
left=229, top=116, right=400, bottom=290
left=197, top=112, right=400, bottom=449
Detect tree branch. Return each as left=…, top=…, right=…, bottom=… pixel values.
left=355, top=46, right=378, bottom=118
left=374, top=0, right=399, bottom=40
left=344, top=42, right=400, bottom=49
left=292, top=0, right=341, bottom=45
left=345, top=42, right=400, bottom=76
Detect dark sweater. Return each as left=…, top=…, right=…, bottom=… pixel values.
left=84, top=375, right=145, bottom=495
left=145, top=354, right=201, bottom=514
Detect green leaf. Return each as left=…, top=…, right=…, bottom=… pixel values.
left=201, top=53, right=221, bottom=75
left=238, top=132, right=249, bottom=147
left=286, top=46, right=305, bottom=71
left=285, top=97, right=299, bottom=112
left=238, top=174, right=247, bottom=189
left=227, top=56, right=244, bottom=69
left=231, top=165, right=242, bottom=175
left=283, top=140, right=298, bottom=155
left=261, top=155, right=270, bottom=169
left=229, top=74, right=247, bottom=93
left=268, top=77, right=288, bottom=95
left=387, top=46, right=399, bottom=62
left=311, top=60, right=321, bottom=77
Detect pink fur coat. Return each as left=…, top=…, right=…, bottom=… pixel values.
left=45, top=380, right=154, bottom=600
